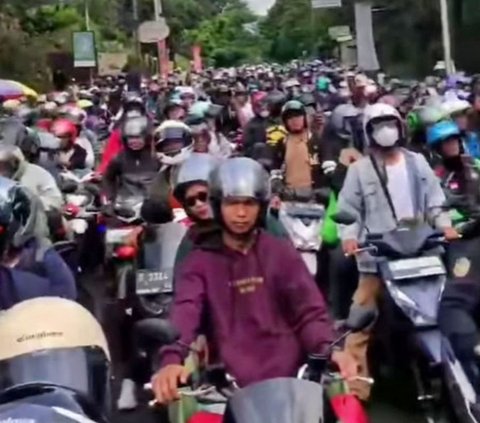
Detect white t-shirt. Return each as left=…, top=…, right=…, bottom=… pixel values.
left=386, top=153, right=414, bottom=220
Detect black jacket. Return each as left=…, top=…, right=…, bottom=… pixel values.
left=103, top=149, right=160, bottom=202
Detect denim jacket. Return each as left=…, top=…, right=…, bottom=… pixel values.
left=337, top=148, right=451, bottom=273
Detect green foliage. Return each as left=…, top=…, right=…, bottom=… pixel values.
left=185, top=2, right=262, bottom=66
left=261, top=0, right=334, bottom=62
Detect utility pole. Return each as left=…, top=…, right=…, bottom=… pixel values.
left=132, top=0, right=140, bottom=60
left=153, top=0, right=162, bottom=19
left=84, top=0, right=90, bottom=31
left=439, top=0, right=454, bottom=75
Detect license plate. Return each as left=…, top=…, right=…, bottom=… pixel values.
left=105, top=228, right=136, bottom=244
left=388, top=256, right=445, bottom=280
left=136, top=269, right=173, bottom=295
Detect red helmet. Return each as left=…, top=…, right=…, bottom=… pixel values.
left=51, top=118, right=78, bottom=141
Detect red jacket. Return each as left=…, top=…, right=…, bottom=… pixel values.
left=98, top=128, right=122, bottom=174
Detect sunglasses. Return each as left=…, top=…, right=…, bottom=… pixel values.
left=185, top=191, right=208, bottom=208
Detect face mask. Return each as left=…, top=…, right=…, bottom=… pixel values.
left=259, top=110, right=270, bottom=118
left=371, top=121, right=400, bottom=147
left=157, top=146, right=192, bottom=167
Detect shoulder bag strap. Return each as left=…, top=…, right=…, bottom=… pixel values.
left=369, top=154, right=398, bottom=223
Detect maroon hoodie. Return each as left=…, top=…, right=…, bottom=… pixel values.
left=160, top=230, right=335, bottom=387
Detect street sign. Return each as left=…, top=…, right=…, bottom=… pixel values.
left=72, top=31, right=97, bottom=68
left=312, top=0, right=342, bottom=9
left=336, top=35, right=353, bottom=43
left=138, top=19, right=170, bottom=43
left=328, top=25, right=351, bottom=40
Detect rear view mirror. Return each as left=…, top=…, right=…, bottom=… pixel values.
left=134, top=318, right=180, bottom=345
left=332, top=211, right=357, bottom=226
left=345, top=305, right=377, bottom=333
left=60, top=180, right=78, bottom=194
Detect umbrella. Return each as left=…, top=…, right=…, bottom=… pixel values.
left=0, top=79, right=38, bottom=100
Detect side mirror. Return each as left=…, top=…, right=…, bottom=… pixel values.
left=60, top=180, right=78, bottom=194
left=332, top=210, right=357, bottom=226
left=134, top=319, right=180, bottom=345
left=345, top=305, right=377, bottom=333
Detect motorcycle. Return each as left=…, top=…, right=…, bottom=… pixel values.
left=139, top=306, right=375, bottom=423
left=59, top=170, right=103, bottom=272
left=132, top=213, right=188, bottom=318
left=277, top=186, right=330, bottom=276
left=334, top=211, right=480, bottom=423
left=104, top=196, right=144, bottom=301
left=0, top=297, right=112, bottom=423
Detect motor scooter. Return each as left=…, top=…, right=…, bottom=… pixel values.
left=139, top=306, right=375, bottom=423
left=334, top=211, right=480, bottom=423
left=278, top=187, right=329, bottom=275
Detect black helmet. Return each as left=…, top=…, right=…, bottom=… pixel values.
left=209, top=158, right=270, bottom=228
left=299, top=92, right=316, bottom=109
left=0, top=176, right=32, bottom=255
left=265, top=90, right=286, bottom=118
left=123, top=92, right=145, bottom=114
left=121, top=116, right=151, bottom=151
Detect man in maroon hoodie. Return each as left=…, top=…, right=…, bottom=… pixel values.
left=152, top=157, right=357, bottom=404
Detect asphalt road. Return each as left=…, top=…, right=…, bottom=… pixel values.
left=82, top=275, right=430, bottom=423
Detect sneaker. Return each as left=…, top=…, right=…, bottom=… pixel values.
left=117, top=378, right=138, bottom=411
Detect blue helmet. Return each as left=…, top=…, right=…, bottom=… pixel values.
left=427, top=120, right=461, bottom=147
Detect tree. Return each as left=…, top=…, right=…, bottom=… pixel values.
left=185, top=1, right=263, bottom=66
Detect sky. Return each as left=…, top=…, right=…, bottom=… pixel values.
left=246, top=0, right=276, bottom=15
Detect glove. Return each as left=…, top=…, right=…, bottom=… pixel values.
left=321, top=160, right=337, bottom=175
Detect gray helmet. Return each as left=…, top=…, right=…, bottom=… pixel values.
left=209, top=157, right=270, bottom=202
left=173, top=153, right=218, bottom=201
left=330, top=103, right=360, bottom=140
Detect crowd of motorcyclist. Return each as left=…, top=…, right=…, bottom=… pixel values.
left=2, top=60, right=480, bottom=419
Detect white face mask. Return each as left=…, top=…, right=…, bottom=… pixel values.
left=259, top=110, right=270, bottom=118
left=156, top=146, right=192, bottom=167
left=371, top=121, right=400, bottom=147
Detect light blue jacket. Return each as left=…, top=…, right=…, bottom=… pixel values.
left=338, top=149, right=451, bottom=273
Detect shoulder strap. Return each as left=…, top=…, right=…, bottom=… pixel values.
left=369, top=155, right=398, bottom=223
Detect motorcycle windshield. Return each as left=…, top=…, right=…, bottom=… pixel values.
left=0, top=346, right=110, bottom=408
left=142, top=222, right=187, bottom=270
left=226, top=378, right=324, bottom=423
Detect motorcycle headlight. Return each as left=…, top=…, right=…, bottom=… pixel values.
left=66, top=194, right=89, bottom=207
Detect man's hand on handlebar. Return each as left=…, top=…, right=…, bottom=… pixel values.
left=152, top=365, right=191, bottom=405
left=342, top=239, right=359, bottom=257
left=331, top=350, right=359, bottom=380
left=444, top=227, right=461, bottom=241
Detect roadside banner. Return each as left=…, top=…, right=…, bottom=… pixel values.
left=311, top=0, right=341, bottom=9
left=158, top=39, right=169, bottom=78
left=72, top=31, right=97, bottom=68
left=192, top=45, right=203, bottom=72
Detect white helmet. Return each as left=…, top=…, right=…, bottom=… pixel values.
left=441, top=97, right=470, bottom=118
left=363, top=103, right=403, bottom=148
